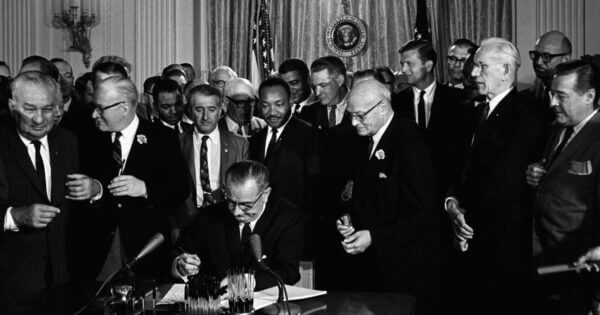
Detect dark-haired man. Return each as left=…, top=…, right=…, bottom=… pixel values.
left=527, top=60, right=600, bottom=315
left=172, top=160, right=304, bottom=290
left=278, top=58, right=316, bottom=114
left=445, top=38, right=477, bottom=89
left=152, top=78, right=192, bottom=133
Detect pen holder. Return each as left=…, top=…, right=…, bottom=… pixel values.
left=226, top=269, right=255, bottom=315
left=185, top=274, right=223, bottom=315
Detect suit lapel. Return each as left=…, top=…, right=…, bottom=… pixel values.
left=181, top=131, right=196, bottom=186
left=220, top=130, right=233, bottom=182
left=48, top=131, right=65, bottom=205
left=267, top=117, right=297, bottom=160
left=9, top=130, right=48, bottom=200
left=547, top=112, right=600, bottom=174
left=252, top=199, right=275, bottom=237
left=224, top=213, right=242, bottom=266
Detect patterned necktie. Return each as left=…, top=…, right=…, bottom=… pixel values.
left=547, top=127, right=574, bottom=168
left=328, top=105, right=337, bottom=128
left=31, top=140, right=46, bottom=194
left=265, top=128, right=278, bottom=160
left=417, top=90, right=426, bottom=130
left=200, top=135, right=214, bottom=206
left=112, top=132, right=122, bottom=175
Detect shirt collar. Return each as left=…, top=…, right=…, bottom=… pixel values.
left=271, top=113, right=293, bottom=134
left=160, top=119, right=177, bottom=129
left=372, top=113, right=395, bottom=147
left=573, top=108, right=599, bottom=134
left=412, top=80, right=437, bottom=99
left=194, top=124, right=220, bottom=142
left=240, top=198, right=267, bottom=230
left=118, top=115, right=140, bottom=141
left=487, top=87, right=513, bottom=117
left=18, top=132, right=49, bottom=150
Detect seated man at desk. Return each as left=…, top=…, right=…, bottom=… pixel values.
left=171, top=160, right=304, bottom=290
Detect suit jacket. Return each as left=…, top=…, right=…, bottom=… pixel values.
left=534, top=112, right=600, bottom=265
left=519, top=79, right=556, bottom=143
left=218, top=115, right=267, bottom=138
left=452, top=89, right=543, bottom=286
left=0, top=124, right=78, bottom=312
left=176, top=195, right=304, bottom=290
left=248, top=116, right=320, bottom=213
left=73, top=118, right=190, bottom=280
left=175, top=126, right=249, bottom=228
left=349, top=114, right=438, bottom=296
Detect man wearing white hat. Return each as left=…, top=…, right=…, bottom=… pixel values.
left=220, top=78, right=267, bottom=137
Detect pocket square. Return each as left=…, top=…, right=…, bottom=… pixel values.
left=568, top=160, right=592, bottom=175
left=378, top=172, right=387, bottom=179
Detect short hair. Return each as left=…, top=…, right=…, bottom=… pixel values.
left=258, top=77, right=291, bottom=98
left=152, top=78, right=182, bottom=103
left=399, top=39, right=437, bottom=68
left=224, top=160, right=270, bottom=191
left=451, top=38, right=477, bottom=51
left=162, top=64, right=189, bottom=80
left=187, top=84, right=222, bottom=103
left=0, top=61, right=9, bottom=67
left=21, top=55, right=47, bottom=68
left=555, top=59, right=600, bottom=106
left=209, top=66, right=238, bottom=80
left=479, top=37, right=521, bottom=70
left=74, top=72, right=93, bottom=96
left=10, top=71, right=61, bottom=106
left=352, top=69, right=386, bottom=85
left=278, top=59, right=309, bottom=81
left=310, top=56, right=347, bottom=78
left=50, top=57, right=69, bottom=65
left=92, top=56, right=131, bottom=75
left=93, top=61, right=128, bottom=79
left=143, top=76, right=161, bottom=94
left=96, top=76, right=138, bottom=106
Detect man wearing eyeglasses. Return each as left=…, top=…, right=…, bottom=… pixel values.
left=208, top=65, right=238, bottom=96
left=175, top=84, right=248, bottom=232
left=521, top=31, right=572, bottom=140
left=445, top=38, right=477, bottom=89
left=220, top=78, right=266, bottom=137
left=337, top=79, right=438, bottom=314
left=70, top=76, right=190, bottom=284
left=172, top=160, right=304, bottom=290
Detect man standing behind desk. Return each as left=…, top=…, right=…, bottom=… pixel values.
left=0, top=71, right=99, bottom=314
left=527, top=60, right=600, bottom=315
left=336, top=80, right=438, bottom=315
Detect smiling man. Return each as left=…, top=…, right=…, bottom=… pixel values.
left=278, top=58, right=316, bottom=114
left=172, top=160, right=304, bottom=290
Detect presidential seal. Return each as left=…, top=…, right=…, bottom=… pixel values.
left=325, top=15, right=367, bottom=57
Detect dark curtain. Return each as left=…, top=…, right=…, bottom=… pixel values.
left=206, top=0, right=512, bottom=81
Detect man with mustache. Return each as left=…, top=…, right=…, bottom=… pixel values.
left=521, top=31, right=572, bottom=140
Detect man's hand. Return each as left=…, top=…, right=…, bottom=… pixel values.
left=340, top=180, right=354, bottom=202
left=447, top=199, right=474, bottom=242
left=176, top=253, right=201, bottom=277
left=576, top=247, right=600, bottom=272
left=341, top=230, right=372, bottom=254
left=66, top=174, right=101, bottom=200
left=336, top=213, right=355, bottom=238
left=11, top=204, right=61, bottom=228
left=108, top=175, right=147, bottom=198
left=526, top=159, right=547, bottom=188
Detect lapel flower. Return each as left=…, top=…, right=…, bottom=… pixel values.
left=136, top=134, right=147, bottom=144
left=375, top=149, right=385, bottom=160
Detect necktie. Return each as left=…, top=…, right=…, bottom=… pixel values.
left=237, top=123, right=244, bottom=136
left=240, top=223, right=252, bottom=263
left=200, top=135, right=214, bottom=206
left=472, top=101, right=490, bottom=145
left=417, top=90, right=426, bottom=130
left=367, top=137, right=374, bottom=160
left=328, top=105, right=337, bottom=128
left=265, top=128, right=278, bottom=160
left=547, top=127, right=574, bottom=167
left=112, top=132, right=122, bottom=175
left=31, top=140, right=46, bottom=195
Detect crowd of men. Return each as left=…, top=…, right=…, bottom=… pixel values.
left=1, top=30, right=600, bottom=315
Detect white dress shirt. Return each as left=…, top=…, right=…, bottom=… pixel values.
left=193, top=127, right=221, bottom=206
left=370, top=113, right=395, bottom=158
left=554, top=109, right=599, bottom=151
left=328, top=96, right=348, bottom=126
left=238, top=202, right=267, bottom=237
left=160, top=119, right=184, bottom=133
left=412, top=81, right=437, bottom=128
left=263, top=114, right=293, bottom=158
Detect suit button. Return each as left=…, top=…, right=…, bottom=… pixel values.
left=117, top=203, right=122, bottom=208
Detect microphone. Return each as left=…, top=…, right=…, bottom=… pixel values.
left=249, top=234, right=292, bottom=314
left=73, top=233, right=165, bottom=315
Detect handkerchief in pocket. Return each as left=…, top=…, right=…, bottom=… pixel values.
left=378, top=172, right=388, bottom=179
left=568, top=160, right=592, bottom=175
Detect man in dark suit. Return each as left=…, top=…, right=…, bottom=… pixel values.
left=172, top=160, right=304, bottom=290
left=175, top=84, right=248, bottom=233
left=527, top=60, right=600, bottom=315
left=71, top=76, right=190, bottom=284
left=0, top=71, right=99, bottom=314
left=152, top=78, right=193, bottom=133
left=336, top=79, right=438, bottom=314
left=278, top=58, right=317, bottom=114
left=446, top=38, right=543, bottom=315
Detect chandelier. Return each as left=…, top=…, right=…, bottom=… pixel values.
left=53, top=5, right=99, bottom=68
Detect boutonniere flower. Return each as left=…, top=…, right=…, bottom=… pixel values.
left=375, top=149, right=385, bottom=160
left=136, top=134, right=147, bottom=144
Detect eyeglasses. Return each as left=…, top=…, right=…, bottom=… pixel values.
left=529, top=51, right=570, bottom=64
left=226, top=96, right=255, bottom=108
left=348, top=100, right=384, bottom=122
left=224, top=189, right=267, bottom=212
left=211, top=80, right=227, bottom=88
left=447, top=55, right=468, bottom=65
left=93, top=101, right=126, bottom=114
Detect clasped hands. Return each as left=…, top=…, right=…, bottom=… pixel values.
left=526, top=158, right=547, bottom=188
left=336, top=214, right=372, bottom=254
left=65, top=173, right=147, bottom=199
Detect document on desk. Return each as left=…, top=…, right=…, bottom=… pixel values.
left=157, top=284, right=326, bottom=310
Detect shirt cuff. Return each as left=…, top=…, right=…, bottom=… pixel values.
left=4, top=207, right=19, bottom=232
left=90, top=180, right=103, bottom=203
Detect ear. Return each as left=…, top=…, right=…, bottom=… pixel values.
left=584, top=88, right=596, bottom=106
left=335, top=73, right=345, bottom=87
left=8, top=98, right=16, bottom=114
left=502, top=64, right=511, bottom=79
left=425, top=60, right=434, bottom=72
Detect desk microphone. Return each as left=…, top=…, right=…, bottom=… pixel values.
left=73, top=233, right=165, bottom=315
left=250, top=234, right=296, bottom=314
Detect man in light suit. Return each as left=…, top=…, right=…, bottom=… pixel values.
left=219, top=78, right=266, bottom=137
left=0, top=71, right=99, bottom=314
left=176, top=84, right=249, bottom=232
left=336, top=79, right=438, bottom=315
left=527, top=59, right=600, bottom=315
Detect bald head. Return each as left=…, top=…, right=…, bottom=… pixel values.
left=347, top=80, right=393, bottom=136
left=532, top=31, right=572, bottom=83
